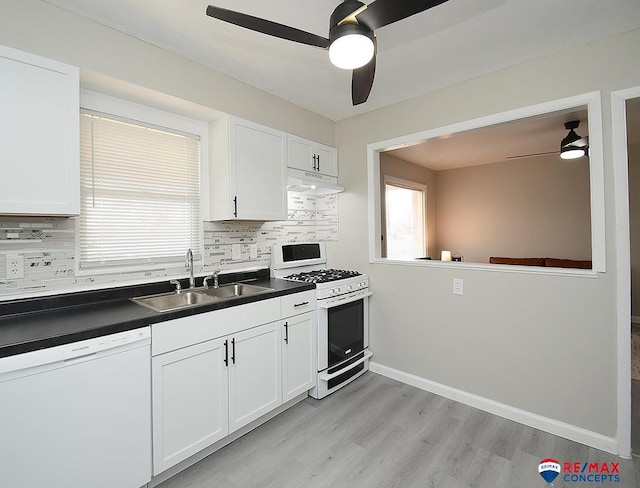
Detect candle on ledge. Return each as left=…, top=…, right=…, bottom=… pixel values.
left=441, top=250, right=452, bottom=262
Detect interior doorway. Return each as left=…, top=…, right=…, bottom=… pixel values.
left=627, top=96, right=640, bottom=455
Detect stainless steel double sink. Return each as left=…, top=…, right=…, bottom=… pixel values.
left=131, top=283, right=275, bottom=312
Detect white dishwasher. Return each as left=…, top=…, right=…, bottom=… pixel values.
left=0, top=327, right=152, bottom=488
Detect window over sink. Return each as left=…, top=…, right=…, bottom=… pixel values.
left=78, top=92, right=206, bottom=271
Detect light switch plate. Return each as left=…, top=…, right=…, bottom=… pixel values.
left=249, top=244, right=258, bottom=260
left=453, top=278, right=463, bottom=296
left=232, top=244, right=241, bottom=261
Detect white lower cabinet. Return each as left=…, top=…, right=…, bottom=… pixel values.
left=151, top=292, right=316, bottom=476
left=228, top=322, right=282, bottom=432
left=152, top=338, right=229, bottom=475
left=282, top=311, right=316, bottom=402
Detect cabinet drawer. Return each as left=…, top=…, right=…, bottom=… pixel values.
left=281, top=290, right=316, bottom=318
left=152, top=298, right=281, bottom=356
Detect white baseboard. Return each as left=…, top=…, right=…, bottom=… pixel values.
left=369, top=361, right=619, bottom=456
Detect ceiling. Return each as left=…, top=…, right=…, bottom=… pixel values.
left=386, top=108, right=590, bottom=170
left=42, top=0, right=640, bottom=121
left=386, top=101, right=640, bottom=171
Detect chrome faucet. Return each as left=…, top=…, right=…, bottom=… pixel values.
left=204, top=269, right=221, bottom=288
left=185, top=249, right=195, bottom=289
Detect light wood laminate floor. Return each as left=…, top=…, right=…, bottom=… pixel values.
left=158, top=372, right=640, bottom=488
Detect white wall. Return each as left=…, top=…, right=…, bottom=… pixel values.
left=0, top=0, right=334, bottom=145
left=332, top=29, right=640, bottom=446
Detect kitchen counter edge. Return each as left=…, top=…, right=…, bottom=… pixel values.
left=0, top=275, right=314, bottom=359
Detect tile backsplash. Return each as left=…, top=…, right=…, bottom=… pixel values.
left=0, top=192, right=338, bottom=299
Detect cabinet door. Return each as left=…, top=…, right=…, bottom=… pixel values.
left=287, top=134, right=338, bottom=178
left=315, top=143, right=338, bottom=178
left=228, top=322, right=282, bottom=432
left=282, top=311, right=317, bottom=402
left=231, top=118, right=287, bottom=220
left=287, top=134, right=315, bottom=173
left=152, top=338, right=229, bottom=475
left=0, top=46, right=79, bottom=216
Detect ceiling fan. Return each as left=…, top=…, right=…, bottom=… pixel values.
left=507, top=120, right=589, bottom=160
left=205, top=0, right=450, bottom=106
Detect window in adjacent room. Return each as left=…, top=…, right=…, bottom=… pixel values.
left=384, top=177, right=426, bottom=260
left=79, top=109, right=202, bottom=270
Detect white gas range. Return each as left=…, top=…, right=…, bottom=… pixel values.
left=272, top=242, right=372, bottom=399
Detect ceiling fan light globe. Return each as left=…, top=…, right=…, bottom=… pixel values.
left=560, top=147, right=586, bottom=159
left=329, top=33, right=374, bottom=69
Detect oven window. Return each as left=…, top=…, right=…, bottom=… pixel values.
left=328, top=300, right=364, bottom=366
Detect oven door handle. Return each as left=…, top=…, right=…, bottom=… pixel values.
left=317, top=291, right=372, bottom=308
left=318, top=350, right=373, bottom=381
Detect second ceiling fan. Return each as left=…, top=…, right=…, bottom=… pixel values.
left=206, top=0, right=449, bottom=106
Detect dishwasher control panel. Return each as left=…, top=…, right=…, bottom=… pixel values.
left=0, top=327, right=151, bottom=375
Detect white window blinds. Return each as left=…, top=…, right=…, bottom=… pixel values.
left=79, top=111, right=201, bottom=269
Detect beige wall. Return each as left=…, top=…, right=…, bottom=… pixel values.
left=436, top=156, right=592, bottom=263
left=379, top=153, right=437, bottom=258
left=629, top=143, right=640, bottom=318
left=332, top=28, right=640, bottom=442
left=381, top=153, right=592, bottom=264
left=0, top=0, right=334, bottom=145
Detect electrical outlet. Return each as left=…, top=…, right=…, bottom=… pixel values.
left=453, top=278, right=463, bottom=296
left=6, top=254, right=24, bottom=279
left=232, top=244, right=242, bottom=261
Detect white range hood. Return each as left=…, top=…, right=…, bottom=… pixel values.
left=287, top=167, right=344, bottom=194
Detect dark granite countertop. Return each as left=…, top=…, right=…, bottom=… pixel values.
left=0, top=269, right=314, bottom=358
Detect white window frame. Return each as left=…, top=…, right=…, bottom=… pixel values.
left=367, top=91, right=605, bottom=275
left=383, top=175, right=427, bottom=259
left=76, top=90, right=208, bottom=275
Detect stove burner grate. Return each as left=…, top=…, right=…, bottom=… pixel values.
left=284, top=268, right=361, bottom=283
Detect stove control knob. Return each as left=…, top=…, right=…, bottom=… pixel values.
left=330, top=288, right=336, bottom=295
left=347, top=285, right=352, bottom=291
left=361, top=281, right=366, bottom=287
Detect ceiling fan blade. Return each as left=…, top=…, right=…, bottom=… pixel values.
left=506, top=151, right=559, bottom=160
left=355, top=0, right=449, bottom=30
left=563, top=136, right=589, bottom=148
left=206, top=5, right=330, bottom=49
left=352, top=53, right=376, bottom=105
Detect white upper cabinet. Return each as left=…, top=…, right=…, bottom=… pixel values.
left=0, top=45, right=79, bottom=216
left=207, top=116, right=287, bottom=221
left=287, top=134, right=338, bottom=178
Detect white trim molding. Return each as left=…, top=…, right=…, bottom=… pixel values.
left=370, top=362, right=619, bottom=456
left=610, top=86, right=640, bottom=460
left=367, top=91, right=606, bottom=274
